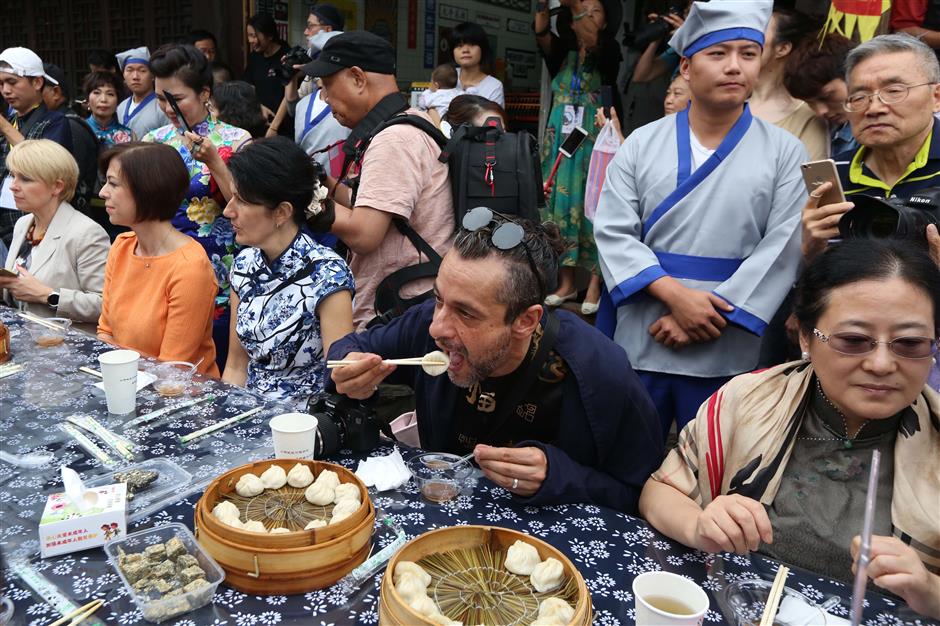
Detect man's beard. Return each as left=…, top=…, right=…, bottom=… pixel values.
left=441, top=329, right=513, bottom=388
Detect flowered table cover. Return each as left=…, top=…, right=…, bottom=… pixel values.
left=1, top=308, right=936, bottom=626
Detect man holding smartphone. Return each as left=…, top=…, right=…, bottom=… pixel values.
left=802, top=34, right=940, bottom=260
left=594, top=0, right=807, bottom=436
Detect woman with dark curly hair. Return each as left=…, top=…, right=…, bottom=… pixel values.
left=211, top=80, right=267, bottom=138
left=143, top=43, right=251, bottom=369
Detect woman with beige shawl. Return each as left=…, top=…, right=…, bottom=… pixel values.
left=641, top=240, right=940, bottom=619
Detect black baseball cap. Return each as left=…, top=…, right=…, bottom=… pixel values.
left=311, top=4, right=345, bottom=30
left=43, top=63, right=70, bottom=98
left=302, top=31, right=396, bottom=77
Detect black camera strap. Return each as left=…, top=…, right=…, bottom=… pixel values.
left=477, top=310, right=560, bottom=443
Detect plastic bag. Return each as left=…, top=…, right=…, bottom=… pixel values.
left=584, top=120, right=621, bottom=222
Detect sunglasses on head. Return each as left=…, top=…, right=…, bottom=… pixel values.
left=460, top=206, right=546, bottom=303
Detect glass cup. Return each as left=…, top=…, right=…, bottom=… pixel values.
left=150, top=360, right=197, bottom=397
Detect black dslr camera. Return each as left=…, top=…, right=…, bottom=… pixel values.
left=306, top=393, right=381, bottom=456
left=277, top=46, right=312, bottom=86
left=839, top=188, right=940, bottom=244
left=624, top=6, right=680, bottom=50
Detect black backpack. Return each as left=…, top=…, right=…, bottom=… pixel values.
left=349, top=112, right=544, bottom=326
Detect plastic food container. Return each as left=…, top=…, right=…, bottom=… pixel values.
left=25, top=317, right=71, bottom=348
left=104, top=523, right=224, bottom=623
left=408, top=452, right=473, bottom=503
left=85, top=458, right=192, bottom=522
left=149, top=361, right=197, bottom=397
left=723, top=579, right=829, bottom=626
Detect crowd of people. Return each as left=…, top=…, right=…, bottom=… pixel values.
left=1, top=0, right=940, bottom=618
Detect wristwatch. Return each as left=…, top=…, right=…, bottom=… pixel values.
left=46, top=291, right=60, bottom=308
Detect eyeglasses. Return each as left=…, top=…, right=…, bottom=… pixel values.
left=460, top=206, right=547, bottom=303
left=813, top=328, right=938, bottom=359
left=843, top=82, right=935, bottom=112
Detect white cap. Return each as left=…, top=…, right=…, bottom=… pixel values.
left=0, top=47, right=58, bottom=84
left=116, top=46, right=151, bottom=70
left=668, top=0, right=772, bottom=58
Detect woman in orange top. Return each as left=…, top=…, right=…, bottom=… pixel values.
left=96, top=142, right=219, bottom=376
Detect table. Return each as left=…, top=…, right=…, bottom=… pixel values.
left=1, top=309, right=936, bottom=626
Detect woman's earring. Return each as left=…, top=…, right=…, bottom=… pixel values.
left=801, top=351, right=811, bottom=361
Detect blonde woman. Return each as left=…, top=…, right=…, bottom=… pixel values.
left=0, top=139, right=110, bottom=329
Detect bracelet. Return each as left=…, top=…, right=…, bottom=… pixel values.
left=533, top=22, right=551, bottom=36
left=573, top=11, right=588, bottom=21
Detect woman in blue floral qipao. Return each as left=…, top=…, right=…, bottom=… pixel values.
left=144, top=44, right=251, bottom=370
left=221, top=137, right=354, bottom=407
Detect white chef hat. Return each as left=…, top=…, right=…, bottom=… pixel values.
left=668, top=0, right=772, bottom=58
left=116, top=46, right=151, bottom=70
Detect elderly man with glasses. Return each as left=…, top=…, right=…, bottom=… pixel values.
left=802, top=34, right=940, bottom=261
left=327, top=208, right=663, bottom=513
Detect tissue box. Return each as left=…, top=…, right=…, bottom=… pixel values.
left=39, top=483, right=127, bottom=558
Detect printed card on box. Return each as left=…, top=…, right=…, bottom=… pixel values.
left=39, top=482, right=127, bottom=558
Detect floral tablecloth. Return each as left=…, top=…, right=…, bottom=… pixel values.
left=1, top=308, right=936, bottom=626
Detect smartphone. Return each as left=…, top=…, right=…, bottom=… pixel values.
left=0, top=268, right=17, bottom=278
left=162, top=91, right=193, bottom=133
left=559, top=126, right=588, bottom=158
left=801, top=159, right=846, bottom=206
left=600, top=86, right=613, bottom=119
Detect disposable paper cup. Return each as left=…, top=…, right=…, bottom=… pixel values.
left=270, top=413, right=318, bottom=459
left=98, top=349, right=140, bottom=415
left=633, top=571, right=709, bottom=626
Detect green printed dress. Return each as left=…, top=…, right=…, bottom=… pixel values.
left=540, top=50, right=601, bottom=269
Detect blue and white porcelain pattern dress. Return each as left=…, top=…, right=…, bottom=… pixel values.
left=229, top=229, right=354, bottom=407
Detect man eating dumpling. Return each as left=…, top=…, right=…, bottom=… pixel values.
left=327, top=209, right=662, bottom=513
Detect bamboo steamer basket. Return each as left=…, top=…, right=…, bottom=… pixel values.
left=379, top=525, right=592, bottom=626
left=194, top=459, right=374, bottom=595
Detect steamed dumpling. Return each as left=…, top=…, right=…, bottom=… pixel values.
left=537, top=597, right=574, bottom=623
left=212, top=500, right=240, bottom=522
left=407, top=593, right=439, bottom=616
left=333, top=482, right=361, bottom=504
left=286, top=463, right=314, bottom=488
left=260, top=465, right=287, bottom=490
left=332, top=498, right=359, bottom=518
left=269, top=527, right=291, bottom=534
left=504, top=540, right=541, bottom=575
left=314, top=469, right=340, bottom=489
left=223, top=517, right=245, bottom=530
left=395, top=572, right=429, bottom=604
left=305, top=481, right=335, bottom=506
left=304, top=519, right=327, bottom=530
left=235, top=473, right=264, bottom=497
left=530, top=557, right=564, bottom=593
left=243, top=519, right=267, bottom=533
left=394, top=561, right=432, bottom=588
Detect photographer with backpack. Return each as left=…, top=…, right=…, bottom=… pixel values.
left=304, top=32, right=455, bottom=330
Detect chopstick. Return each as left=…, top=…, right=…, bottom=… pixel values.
left=326, top=357, right=447, bottom=368
left=850, top=449, right=882, bottom=626
left=124, top=394, right=214, bottom=429
left=0, top=363, right=24, bottom=379
left=179, top=406, right=263, bottom=444
left=47, top=598, right=104, bottom=626
left=60, top=424, right=117, bottom=468
left=65, top=415, right=136, bottom=460
left=17, top=311, right=67, bottom=331
left=759, top=565, right=790, bottom=626
left=78, top=366, right=103, bottom=378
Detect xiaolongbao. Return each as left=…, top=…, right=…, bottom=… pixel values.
left=224, top=517, right=245, bottom=530
left=260, top=465, right=287, bottom=490
left=394, top=561, right=432, bottom=588
left=530, top=557, right=564, bottom=593
left=407, top=593, right=439, bottom=616
left=332, top=498, right=359, bottom=518
left=243, top=519, right=267, bottom=533
left=304, top=519, right=327, bottom=530
left=504, top=540, right=541, bottom=575
left=286, top=463, right=314, bottom=488
left=333, top=482, right=361, bottom=504
left=235, top=473, right=264, bottom=497
left=269, top=527, right=291, bottom=534
left=395, top=572, right=429, bottom=604
left=537, top=597, right=574, bottom=623
left=212, top=500, right=240, bottom=522
left=305, top=481, right=334, bottom=506
left=314, top=469, right=340, bottom=489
